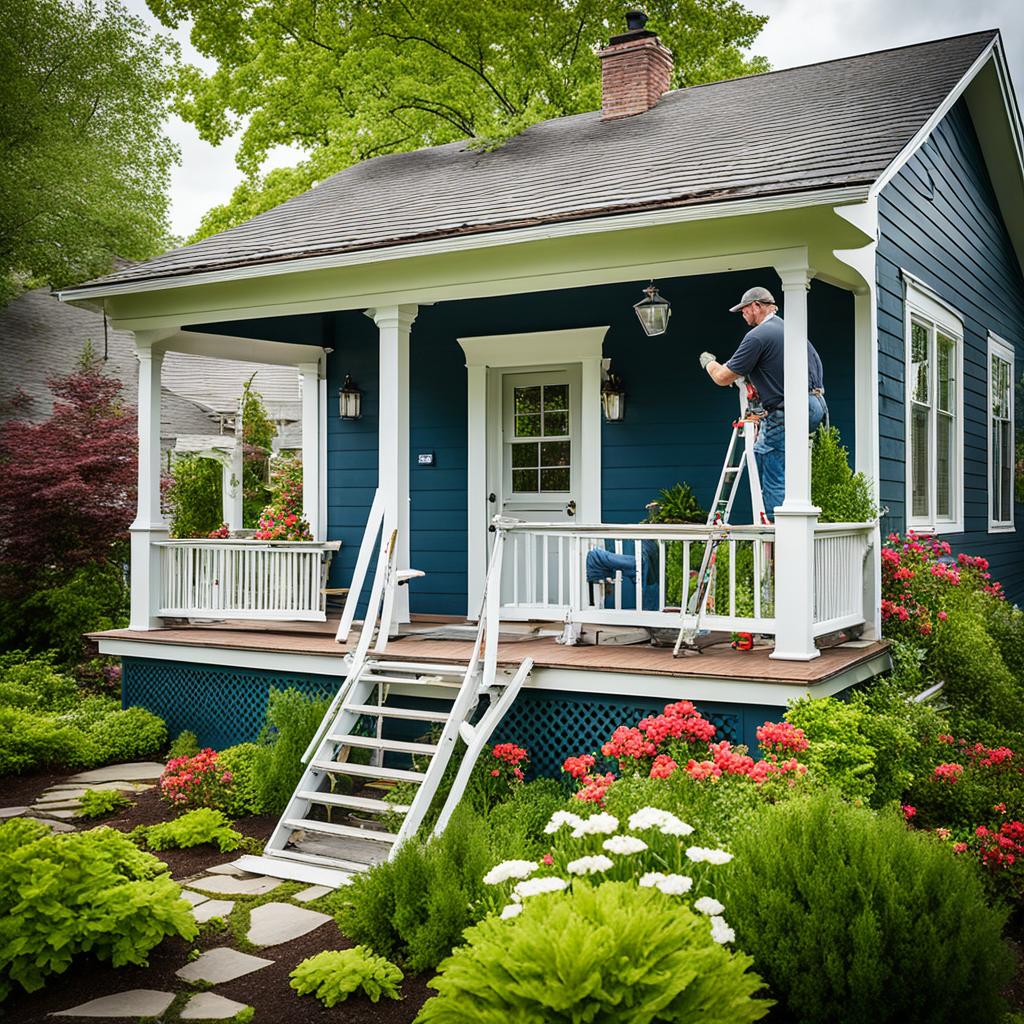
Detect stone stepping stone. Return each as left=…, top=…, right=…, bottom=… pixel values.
left=176, top=947, right=273, bottom=984
left=193, top=898, right=235, bottom=924
left=294, top=884, right=332, bottom=903
left=32, top=799, right=82, bottom=812
left=0, top=806, right=29, bottom=819
left=180, top=890, right=209, bottom=907
left=181, top=992, right=252, bottom=1020
left=67, top=762, right=165, bottom=784
left=190, top=874, right=282, bottom=896
left=48, top=780, right=146, bottom=793
left=247, top=902, right=332, bottom=946
left=51, top=989, right=175, bottom=1017
left=35, top=809, right=77, bottom=820
left=37, top=789, right=88, bottom=802
left=25, top=818, right=76, bottom=833
left=205, top=862, right=253, bottom=877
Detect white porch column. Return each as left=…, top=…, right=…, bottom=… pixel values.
left=298, top=361, right=322, bottom=539
left=367, top=304, right=418, bottom=624
left=222, top=439, right=243, bottom=532
left=129, top=336, right=168, bottom=630
left=771, top=265, right=820, bottom=661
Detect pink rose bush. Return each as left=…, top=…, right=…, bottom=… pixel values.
left=160, top=748, right=234, bottom=810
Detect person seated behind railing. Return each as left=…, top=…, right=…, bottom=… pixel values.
left=585, top=541, right=660, bottom=611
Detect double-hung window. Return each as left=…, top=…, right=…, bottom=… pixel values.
left=988, top=332, right=1015, bottom=531
left=903, top=273, right=964, bottom=533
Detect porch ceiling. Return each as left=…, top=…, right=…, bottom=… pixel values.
left=101, top=201, right=874, bottom=333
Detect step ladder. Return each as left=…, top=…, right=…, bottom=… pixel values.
left=236, top=493, right=531, bottom=887
left=673, top=381, right=767, bottom=656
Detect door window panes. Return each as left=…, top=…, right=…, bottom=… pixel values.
left=511, top=383, right=572, bottom=493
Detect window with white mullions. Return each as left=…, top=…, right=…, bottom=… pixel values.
left=988, top=333, right=1015, bottom=532
left=902, top=272, right=964, bottom=534
left=511, top=383, right=571, bottom=494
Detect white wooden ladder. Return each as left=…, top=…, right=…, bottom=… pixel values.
left=236, top=495, right=530, bottom=887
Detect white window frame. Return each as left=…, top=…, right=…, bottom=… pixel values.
left=988, top=331, right=1016, bottom=533
left=902, top=270, right=965, bottom=534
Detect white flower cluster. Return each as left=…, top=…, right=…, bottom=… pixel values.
left=544, top=810, right=584, bottom=835
left=571, top=812, right=619, bottom=838
left=567, top=854, right=615, bottom=876
left=513, top=876, right=569, bottom=899
left=627, top=806, right=694, bottom=837
left=602, top=834, right=648, bottom=856
left=500, top=903, right=523, bottom=919
left=709, top=915, right=735, bottom=944
left=693, top=896, right=725, bottom=916
left=685, top=846, right=733, bottom=865
left=483, top=860, right=538, bottom=886
left=638, top=871, right=693, bottom=896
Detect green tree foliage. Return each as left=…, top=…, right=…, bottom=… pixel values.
left=167, top=454, right=222, bottom=538
left=725, top=794, right=1014, bottom=1024
left=143, top=0, right=770, bottom=238
left=0, top=0, right=178, bottom=303
left=240, top=377, right=275, bottom=528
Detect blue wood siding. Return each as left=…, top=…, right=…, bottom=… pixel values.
left=876, top=97, right=1024, bottom=599
left=323, top=274, right=854, bottom=616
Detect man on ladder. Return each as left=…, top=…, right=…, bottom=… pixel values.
left=699, top=286, right=827, bottom=519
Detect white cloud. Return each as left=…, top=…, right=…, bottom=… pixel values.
left=123, top=0, right=1024, bottom=240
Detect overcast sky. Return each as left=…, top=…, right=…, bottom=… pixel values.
left=123, top=0, right=1024, bottom=241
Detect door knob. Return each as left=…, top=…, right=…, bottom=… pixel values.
left=566, top=500, right=577, bottom=517
left=488, top=492, right=496, bottom=503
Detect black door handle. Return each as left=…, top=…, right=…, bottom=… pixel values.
left=488, top=492, right=496, bottom=503
left=566, top=500, right=576, bottom=517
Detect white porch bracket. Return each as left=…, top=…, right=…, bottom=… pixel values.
left=130, top=332, right=168, bottom=630
left=366, top=304, right=418, bottom=624
left=771, top=259, right=820, bottom=661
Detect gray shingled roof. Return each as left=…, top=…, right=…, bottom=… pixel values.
left=68, top=30, right=996, bottom=293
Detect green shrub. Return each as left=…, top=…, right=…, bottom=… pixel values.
left=137, top=808, right=244, bottom=853
left=167, top=454, right=223, bottom=539
left=78, top=788, right=133, bottom=819
left=336, top=807, right=494, bottom=972
left=58, top=694, right=120, bottom=728
left=811, top=425, right=878, bottom=523
left=254, top=689, right=330, bottom=815
left=0, top=652, right=79, bottom=711
left=0, top=706, right=94, bottom=775
left=724, top=793, right=1014, bottom=1024
left=983, top=601, right=1024, bottom=683
left=290, top=947, right=403, bottom=1006
left=485, top=778, right=569, bottom=858
left=89, top=706, right=167, bottom=763
left=417, top=881, right=771, bottom=1024
left=217, top=742, right=265, bottom=816
left=0, top=819, right=197, bottom=1000
left=168, top=730, right=200, bottom=759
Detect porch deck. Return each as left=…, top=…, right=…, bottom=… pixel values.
left=95, top=614, right=888, bottom=690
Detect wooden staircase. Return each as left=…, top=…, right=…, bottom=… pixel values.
left=235, top=493, right=529, bottom=887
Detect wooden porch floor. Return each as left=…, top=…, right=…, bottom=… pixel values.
left=97, top=614, right=888, bottom=687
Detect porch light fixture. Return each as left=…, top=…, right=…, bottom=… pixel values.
left=601, top=372, right=627, bottom=422
left=633, top=281, right=671, bottom=336
left=338, top=374, right=362, bottom=420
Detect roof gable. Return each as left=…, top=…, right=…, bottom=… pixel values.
left=64, top=30, right=998, bottom=295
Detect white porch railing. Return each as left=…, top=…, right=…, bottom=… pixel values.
left=157, top=540, right=341, bottom=621
left=496, top=521, right=873, bottom=641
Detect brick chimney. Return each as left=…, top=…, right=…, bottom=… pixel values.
left=598, top=10, right=674, bottom=121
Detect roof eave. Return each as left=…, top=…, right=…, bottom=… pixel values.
left=57, top=183, right=871, bottom=306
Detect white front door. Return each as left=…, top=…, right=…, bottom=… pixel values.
left=490, top=365, right=582, bottom=613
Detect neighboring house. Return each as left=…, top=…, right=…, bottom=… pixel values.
left=56, top=25, right=1024, bottom=879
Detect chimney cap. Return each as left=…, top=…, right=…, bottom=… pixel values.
left=625, top=9, right=648, bottom=32
left=608, top=9, right=658, bottom=46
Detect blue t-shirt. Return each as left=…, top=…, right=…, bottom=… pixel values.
left=724, top=315, right=824, bottom=412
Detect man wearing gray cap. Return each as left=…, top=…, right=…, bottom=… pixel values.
left=698, top=287, right=826, bottom=518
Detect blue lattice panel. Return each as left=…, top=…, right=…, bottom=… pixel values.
left=491, top=690, right=785, bottom=778
left=121, top=657, right=340, bottom=749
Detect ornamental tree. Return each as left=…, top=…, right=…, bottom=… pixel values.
left=145, top=0, right=770, bottom=239
left=0, top=348, right=137, bottom=584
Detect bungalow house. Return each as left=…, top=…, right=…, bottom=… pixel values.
left=58, top=24, right=1024, bottom=881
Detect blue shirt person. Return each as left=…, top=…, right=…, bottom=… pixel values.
left=699, top=286, right=827, bottom=517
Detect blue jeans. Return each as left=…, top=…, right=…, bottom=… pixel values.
left=586, top=543, right=660, bottom=610
left=754, top=394, right=827, bottom=517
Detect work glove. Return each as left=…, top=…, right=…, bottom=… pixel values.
left=699, top=351, right=717, bottom=370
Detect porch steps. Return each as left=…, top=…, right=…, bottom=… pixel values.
left=248, top=496, right=532, bottom=886
left=231, top=854, right=353, bottom=889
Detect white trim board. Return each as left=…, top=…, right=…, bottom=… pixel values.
left=57, top=188, right=867, bottom=306
left=458, top=328, right=607, bottom=614
left=987, top=330, right=1016, bottom=534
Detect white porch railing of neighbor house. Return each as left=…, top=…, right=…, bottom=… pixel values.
left=495, top=521, right=873, bottom=640
left=157, top=540, right=341, bottom=621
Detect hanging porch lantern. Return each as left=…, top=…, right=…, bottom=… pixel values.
left=601, top=372, right=627, bottom=422
left=633, top=281, right=671, bottom=336
left=338, top=374, right=362, bottom=420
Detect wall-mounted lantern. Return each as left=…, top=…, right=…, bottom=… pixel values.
left=633, top=281, right=671, bottom=336
left=338, top=374, right=362, bottom=420
left=601, top=364, right=627, bottom=422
